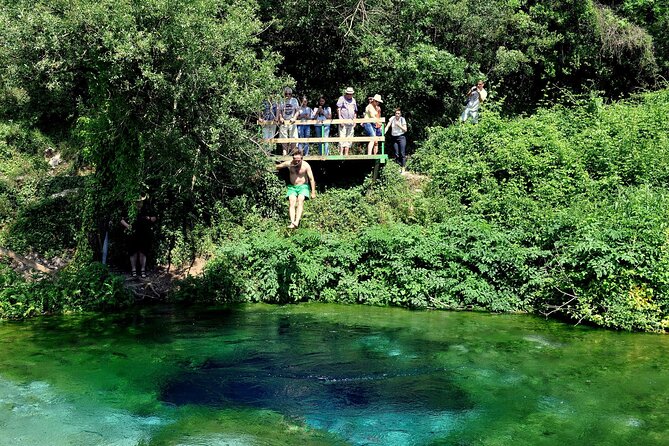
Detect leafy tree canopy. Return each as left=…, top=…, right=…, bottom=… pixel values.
left=0, top=0, right=286, bottom=239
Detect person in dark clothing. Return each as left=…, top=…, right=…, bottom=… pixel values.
left=120, top=198, right=156, bottom=278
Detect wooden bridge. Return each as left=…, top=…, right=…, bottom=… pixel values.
left=260, top=117, right=390, bottom=180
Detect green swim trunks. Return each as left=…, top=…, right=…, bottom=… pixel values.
left=286, top=183, right=311, bottom=198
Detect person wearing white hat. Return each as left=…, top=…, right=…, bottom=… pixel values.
left=336, top=87, right=358, bottom=155
left=364, top=94, right=383, bottom=155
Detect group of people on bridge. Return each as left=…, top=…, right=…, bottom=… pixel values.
left=259, top=86, right=408, bottom=171
left=119, top=81, right=488, bottom=274
left=267, top=81, right=487, bottom=230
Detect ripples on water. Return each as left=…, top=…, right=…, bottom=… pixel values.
left=0, top=303, right=668, bottom=445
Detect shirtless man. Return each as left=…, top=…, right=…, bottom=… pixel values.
left=276, top=149, right=316, bottom=228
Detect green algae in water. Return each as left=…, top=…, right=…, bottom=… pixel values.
left=0, top=303, right=668, bottom=445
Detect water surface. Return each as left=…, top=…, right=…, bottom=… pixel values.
left=0, top=303, right=667, bottom=445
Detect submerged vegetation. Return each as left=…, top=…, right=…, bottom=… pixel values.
left=1, top=0, right=669, bottom=331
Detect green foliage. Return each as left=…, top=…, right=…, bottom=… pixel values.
left=408, top=89, right=669, bottom=331
left=545, top=187, right=669, bottom=332
left=0, top=0, right=286, bottom=265
left=3, top=195, right=81, bottom=256
left=0, top=262, right=132, bottom=320
left=603, top=0, right=669, bottom=75
left=0, top=122, right=50, bottom=212
left=0, top=120, right=82, bottom=257
left=259, top=0, right=660, bottom=139
left=175, top=220, right=546, bottom=313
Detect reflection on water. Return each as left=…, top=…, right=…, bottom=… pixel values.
left=0, top=303, right=668, bottom=445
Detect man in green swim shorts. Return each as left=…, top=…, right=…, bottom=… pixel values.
left=276, top=149, right=316, bottom=228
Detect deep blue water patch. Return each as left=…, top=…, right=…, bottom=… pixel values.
left=158, top=311, right=476, bottom=444
left=160, top=354, right=472, bottom=413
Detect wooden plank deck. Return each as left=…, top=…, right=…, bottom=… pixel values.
left=258, top=117, right=386, bottom=125
left=267, top=136, right=385, bottom=144
left=263, top=118, right=390, bottom=181
left=272, top=154, right=388, bottom=163
left=260, top=117, right=387, bottom=145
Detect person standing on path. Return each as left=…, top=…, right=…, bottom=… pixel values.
left=386, top=108, right=408, bottom=173
left=336, top=87, right=358, bottom=156
left=460, top=80, right=487, bottom=124
left=120, top=198, right=157, bottom=278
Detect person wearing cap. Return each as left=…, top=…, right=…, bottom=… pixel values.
left=278, top=87, right=300, bottom=155
left=363, top=94, right=383, bottom=155
left=336, top=87, right=358, bottom=156
left=460, top=80, right=487, bottom=124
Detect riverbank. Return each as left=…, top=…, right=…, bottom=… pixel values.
left=3, top=91, right=669, bottom=332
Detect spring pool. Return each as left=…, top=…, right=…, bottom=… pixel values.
left=0, top=303, right=667, bottom=445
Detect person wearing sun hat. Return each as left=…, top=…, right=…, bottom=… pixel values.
left=336, top=87, right=358, bottom=156
left=364, top=94, right=383, bottom=155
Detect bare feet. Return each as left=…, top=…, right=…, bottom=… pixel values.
left=288, top=222, right=297, bottom=229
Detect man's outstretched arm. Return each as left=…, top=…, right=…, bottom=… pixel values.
left=275, top=160, right=291, bottom=170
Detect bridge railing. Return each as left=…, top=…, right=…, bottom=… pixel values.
left=258, top=117, right=386, bottom=155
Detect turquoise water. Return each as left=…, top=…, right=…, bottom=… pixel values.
left=0, top=303, right=668, bottom=445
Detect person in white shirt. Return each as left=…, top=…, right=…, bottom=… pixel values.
left=385, top=108, right=408, bottom=173
left=278, top=87, right=300, bottom=155
left=460, top=80, right=487, bottom=124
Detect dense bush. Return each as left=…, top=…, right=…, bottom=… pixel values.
left=406, top=89, right=669, bottom=331
left=175, top=220, right=547, bottom=313
left=544, top=188, right=669, bottom=332
left=3, top=195, right=81, bottom=255
left=0, top=262, right=132, bottom=320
